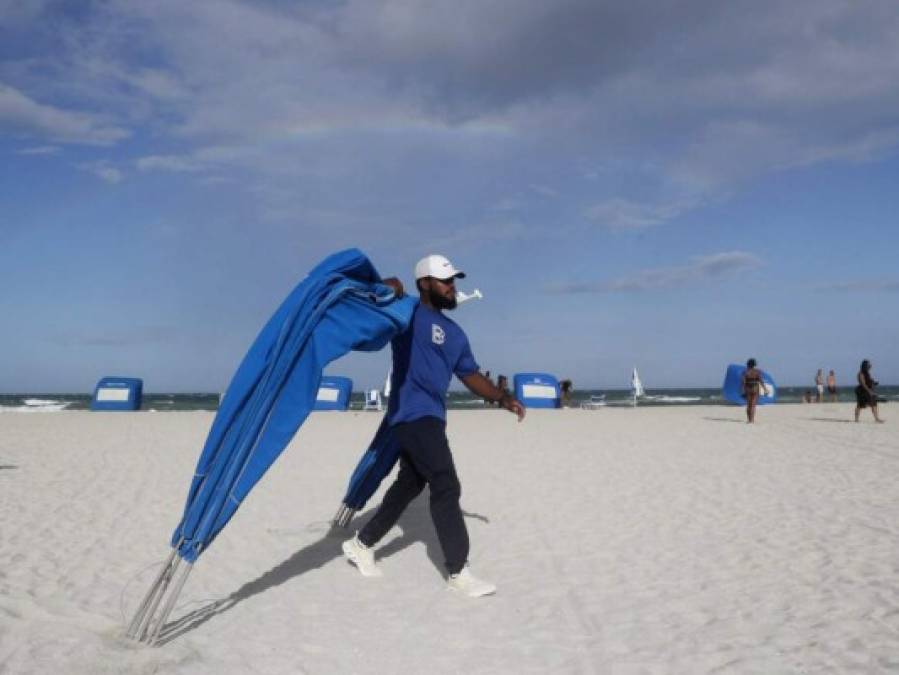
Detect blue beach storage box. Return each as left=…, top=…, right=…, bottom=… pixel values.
left=314, top=376, right=353, bottom=411
left=91, top=377, right=143, bottom=411
left=513, top=372, right=561, bottom=409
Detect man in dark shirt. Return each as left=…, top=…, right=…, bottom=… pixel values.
left=343, top=255, right=525, bottom=597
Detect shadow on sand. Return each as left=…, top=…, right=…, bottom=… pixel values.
left=703, top=417, right=745, bottom=424
left=806, top=417, right=854, bottom=424
left=155, top=500, right=488, bottom=645
left=0, top=465, right=18, bottom=470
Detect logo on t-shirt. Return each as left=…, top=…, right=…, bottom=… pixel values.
left=431, top=323, right=445, bottom=345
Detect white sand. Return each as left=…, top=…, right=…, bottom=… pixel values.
left=1, top=405, right=898, bottom=674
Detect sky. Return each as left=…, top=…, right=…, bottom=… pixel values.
left=2, top=0, right=898, bottom=393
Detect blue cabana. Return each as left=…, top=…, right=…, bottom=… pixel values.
left=91, top=377, right=143, bottom=411
left=127, top=248, right=414, bottom=644
left=513, top=372, right=560, bottom=409
left=314, top=376, right=353, bottom=411
left=722, top=364, right=777, bottom=405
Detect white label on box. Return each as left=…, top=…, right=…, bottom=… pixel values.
left=96, top=388, right=131, bottom=402
left=521, top=384, right=557, bottom=399
left=316, top=388, right=340, bottom=402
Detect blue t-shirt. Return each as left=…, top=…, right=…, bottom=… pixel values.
left=387, top=303, right=480, bottom=425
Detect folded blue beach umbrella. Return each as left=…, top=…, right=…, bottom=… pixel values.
left=171, top=248, right=415, bottom=562
left=722, top=363, right=777, bottom=405
left=127, top=248, right=414, bottom=644
left=334, top=416, right=403, bottom=526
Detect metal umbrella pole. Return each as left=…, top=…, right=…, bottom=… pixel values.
left=126, top=540, right=195, bottom=645
left=126, top=548, right=179, bottom=640
left=147, top=562, right=194, bottom=645
left=332, top=503, right=357, bottom=528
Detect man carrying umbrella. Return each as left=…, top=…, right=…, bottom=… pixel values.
left=343, top=254, right=525, bottom=597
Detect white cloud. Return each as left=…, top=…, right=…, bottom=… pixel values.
left=530, top=184, right=559, bottom=198
left=96, top=166, right=123, bottom=183
left=547, top=251, right=763, bottom=293
left=0, top=83, right=129, bottom=145
left=136, top=155, right=206, bottom=172
left=491, top=197, right=523, bottom=212
left=77, top=161, right=124, bottom=184
left=0, top=0, right=52, bottom=24
left=16, top=145, right=60, bottom=155
left=817, top=279, right=899, bottom=292
left=431, top=219, right=532, bottom=248
left=6, top=0, right=899, bottom=227
left=585, top=198, right=700, bottom=230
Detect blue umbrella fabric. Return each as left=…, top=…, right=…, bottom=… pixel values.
left=170, top=248, right=415, bottom=562
left=336, top=416, right=402, bottom=522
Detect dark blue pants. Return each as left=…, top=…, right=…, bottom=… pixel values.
left=358, top=417, right=469, bottom=574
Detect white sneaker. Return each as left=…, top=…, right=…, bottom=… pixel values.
left=342, top=534, right=382, bottom=577
left=447, top=566, right=496, bottom=597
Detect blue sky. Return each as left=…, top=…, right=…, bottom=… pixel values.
left=2, top=0, right=898, bottom=393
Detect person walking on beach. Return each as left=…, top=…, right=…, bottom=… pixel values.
left=342, top=254, right=526, bottom=597
left=815, top=369, right=825, bottom=403
left=741, top=358, right=766, bottom=423
left=854, top=359, right=884, bottom=423
left=827, top=369, right=837, bottom=402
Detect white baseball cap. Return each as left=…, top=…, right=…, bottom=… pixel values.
left=414, top=254, right=466, bottom=280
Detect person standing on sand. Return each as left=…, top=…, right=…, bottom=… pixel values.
left=560, top=379, right=573, bottom=407
left=741, top=358, right=766, bottom=423
left=496, top=375, right=510, bottom=402
left=815, top=369, right=825, bottom=403
left=827, top=369, right=837, bottom=402
left=854, top=359, right=884, bottom=423
left=342, top=255, right=526, bottom=597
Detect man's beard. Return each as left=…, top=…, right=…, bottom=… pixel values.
left=428, top=287, right=457, bottom=310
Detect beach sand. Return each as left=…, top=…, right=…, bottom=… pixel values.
left=1, top=405, right=897, bottom=674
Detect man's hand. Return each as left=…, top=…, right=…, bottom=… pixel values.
left=461, top=372, right=526, bottom=422
left=382, top=277, right=404, bottom=298
left=499, top=392, right=526, bottom=422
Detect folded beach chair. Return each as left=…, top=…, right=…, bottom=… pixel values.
left=581, top=394, right=607, bottom=410
left=363, top=388, right=383, bottom=411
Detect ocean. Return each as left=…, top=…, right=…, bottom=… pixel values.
left=2, top=387, right=896, bottom=413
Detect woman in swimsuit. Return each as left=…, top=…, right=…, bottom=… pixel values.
left=854, top=359, right=884, bottom=423
left=826, top=370, right=837, bottom=402
left=741, top=358, right=766, bottom=423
